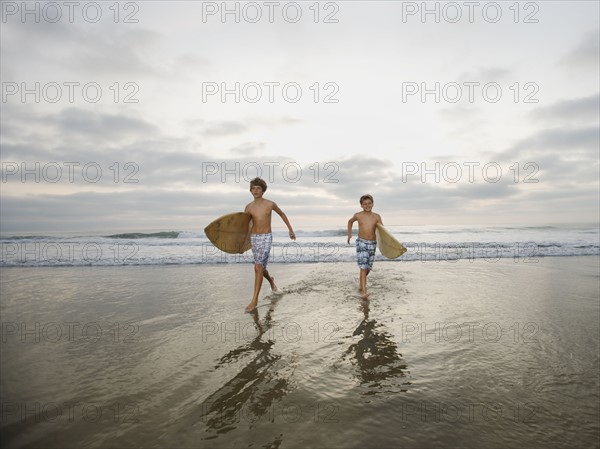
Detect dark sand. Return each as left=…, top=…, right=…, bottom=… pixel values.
left=1, top=257, right=599, bottom=448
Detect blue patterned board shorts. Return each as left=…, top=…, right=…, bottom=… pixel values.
left=356, top=238, right=377, bottom=270
left=251, top=233, right=273, bottom=267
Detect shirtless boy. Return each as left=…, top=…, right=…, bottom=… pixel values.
left=347, top=194, right=382, bottom=299
left=244, top=177, right=296, bottom=312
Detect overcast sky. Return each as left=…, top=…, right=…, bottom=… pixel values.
left=1, top=1, right=598, bottom=232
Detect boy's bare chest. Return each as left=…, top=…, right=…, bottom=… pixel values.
left=358, top=215, right=377, bottom=226
left=248, top=204, right=272, bottom=217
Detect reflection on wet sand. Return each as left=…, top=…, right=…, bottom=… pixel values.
left=344, top=301, right=409, bottom=394
left=199, top=297, right=291, bottom=437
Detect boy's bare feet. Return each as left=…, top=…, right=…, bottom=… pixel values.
left=360, top=289, right=369, bottom=299
left=269, top=277, right=278, bottom=292
left=263, top=270, right=277, bottom=292
left=245, top=302, right=257, bottom=312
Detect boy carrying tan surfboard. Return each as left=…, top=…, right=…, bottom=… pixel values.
left=244, top=177, right=296, bottom=312
left=347, top=194, right=382, bottom=299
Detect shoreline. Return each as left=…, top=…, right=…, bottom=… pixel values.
left=0, top=252, right=597, bottom=269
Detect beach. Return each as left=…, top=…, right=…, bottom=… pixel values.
left=1, top=256, right=599, bottom=448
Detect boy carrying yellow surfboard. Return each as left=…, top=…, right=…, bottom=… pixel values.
left=244, top=177, right=296, bottom=312
left=347, top=194, right=382, bottom=299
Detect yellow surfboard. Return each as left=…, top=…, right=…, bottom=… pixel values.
left=204, top=212, right=252, bottom=254
left=375, top=223, right=407, bottom=259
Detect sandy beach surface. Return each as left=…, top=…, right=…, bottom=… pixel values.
left=1, top=256, right=599, bottom=448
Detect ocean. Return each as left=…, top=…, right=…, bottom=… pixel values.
left=1, top=223, right=598, bottom=267
left=1, top=224, right=599, bottom=448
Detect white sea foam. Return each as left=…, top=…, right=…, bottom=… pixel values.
left=1, top=224, right=598, bottom=267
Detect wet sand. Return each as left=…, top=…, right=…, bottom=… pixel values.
left=1, top=257, right=599, bottom=448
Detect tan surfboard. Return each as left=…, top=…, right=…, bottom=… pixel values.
left=376, top=223, right=407, bottom=259
left=204, top=212, right=252, bottom=254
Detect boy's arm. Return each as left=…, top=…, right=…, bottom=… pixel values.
left=272, top=203, right=296, bottom=240
left=244, top=204, right=253, bottom=237
left=377, top=213, right=383, bottom=226
left=347, top=214, right=357, bottom=243
left=246, top=218, right=253, bottom=238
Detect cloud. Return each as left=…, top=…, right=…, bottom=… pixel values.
left=457, top=67, right=513, bottom=83
left=0, top=189, right=241, bottom=232
left=202, top=121, right=247, bottom=136
left=1, top=3, right=598, bottom=231
left=558, top=29, right=600, bottom=70
left=1, top=20, right=164, bottom=79
left=247, top=116, right=304, bottom=127
left=498, top=126, right=599, bottom=161
left=49, top=107, right=158, bottom=138
left=230, top=142, right=267, bottom=155
left=1, top=148, right=597, bottom=231
left=530, top=93, right=600, bottom=125
left=2, top=90, right=598, bottom=229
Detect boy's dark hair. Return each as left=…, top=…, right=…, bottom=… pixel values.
left=360, top=194, right=374, bottom=205
left=250, top=177, right=267, bottom=193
